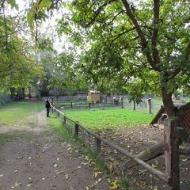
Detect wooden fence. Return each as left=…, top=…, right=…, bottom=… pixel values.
left=51, top=97, right=155, bottom=115
left=51, top=106, right=176, bottom=188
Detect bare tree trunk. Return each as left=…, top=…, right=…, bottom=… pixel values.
left=161, top=86, right=180, bottom=190
left=165, top=118, right=180, bottom=190
left=161, top=86, right=175, bottom=117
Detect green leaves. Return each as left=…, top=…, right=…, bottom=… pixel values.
left=27, top=11, right=34, bottom=29
left=62, top=0, right=190, bottom=103
left=39, top=0, right=52, bottom=10
left=27, top=0, right=52, bottom=29
left=6, top=0, right=19, bottom=10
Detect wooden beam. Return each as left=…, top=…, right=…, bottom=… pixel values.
left=122, top=141, right=166, bottom=169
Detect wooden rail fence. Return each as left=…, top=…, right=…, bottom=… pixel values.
left=51, top=106, right=173, bottom=185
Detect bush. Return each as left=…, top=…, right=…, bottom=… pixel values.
left=0, top=92, right=11, bottom=106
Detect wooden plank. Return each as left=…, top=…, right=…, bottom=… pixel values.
left=52, top=105, right=169, bottom=183
left=183, top=114, right=190, bottom=133
left=178, top=102, right=190, bottom=116
left=78, top=123, right=169, bottom=183
left=123, top=141, right=166, bottom=169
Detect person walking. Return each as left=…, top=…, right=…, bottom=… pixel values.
left=45, top=98, right=51, bottom=117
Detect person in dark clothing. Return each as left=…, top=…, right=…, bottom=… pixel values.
left=45, top=98, right=51, bottom=117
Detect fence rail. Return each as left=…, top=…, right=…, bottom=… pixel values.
left=51, top=97, right=157, bottom=115
left=52, top=105, right=170, bottom=184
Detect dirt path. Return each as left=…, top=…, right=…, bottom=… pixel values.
left=0, top=111, right=109, bottom=190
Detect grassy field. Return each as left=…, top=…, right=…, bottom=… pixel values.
left=0, top=101, right=44, bottom=145
left=0, top=101, right=44, bottom=126
left=62, top=108, right=155, bottom=130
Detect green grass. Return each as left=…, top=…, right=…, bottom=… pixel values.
left=0, top=101, right=44, bottom=125
left=0, top=101, right=44, bottom=145
left=0, top=132, right=16, bottom=145
left=0, top=131, right=34, bottom=146
left=48, top=116, right=74, bottom=142
left=62, top=108, right=155, bottom=130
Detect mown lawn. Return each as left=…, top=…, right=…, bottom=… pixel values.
left=0, top=101, right=44, bottom=125
left=63, top=108, right=155, bottom=130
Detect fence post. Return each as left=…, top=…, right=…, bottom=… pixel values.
left=113, top=99, right=115, bottom=107
left=132, top=100, right=136, bottom=110
left=164, top=118, right=180, bottom=190
left=95, top=137, right=101, bottom=155
left=121, top=97, right=124, bottom=109
left=75, top=122, right=79, bottom=137
left=147, top=98, right=152, bottom=114
left=63, top=115, right=66, bottom=126
left=51, top=98, right=54, bottom=114
left=71, top=101, right=73, bottom=108
left=89, top=103, right=91, bottom=109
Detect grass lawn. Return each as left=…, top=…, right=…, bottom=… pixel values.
left=62, top=108, right=155, bottom=130
left=0, top=101, right=44, bottom=145
left=0, top=101, right=44, bottom=126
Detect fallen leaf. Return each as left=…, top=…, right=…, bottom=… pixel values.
left=53, top=163, right=58, bottom=168
left=14, top=182, right=22, bottom=187
left=151, top=163, right=157, bottom=168
left=94, top=172, right=102, bottom=178
left=65, top=174, right=69, bottom=180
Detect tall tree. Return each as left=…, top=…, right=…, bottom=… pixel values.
left=61, top=0, right=190, bottom=117
left=54, top=1, right=190, bottom=188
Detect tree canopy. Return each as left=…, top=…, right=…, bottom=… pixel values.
left=1, top=0, right=190, bottom=115
left=55, top=0, right=190, bottom=116
left=0, top=0, right=43, bottom=94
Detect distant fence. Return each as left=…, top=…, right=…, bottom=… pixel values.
left=52, top=105, right=171, bottom=188
left=50, top=95, right=160, bottom=114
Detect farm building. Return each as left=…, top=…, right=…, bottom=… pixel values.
left=87, top=90, right=100, bottom=102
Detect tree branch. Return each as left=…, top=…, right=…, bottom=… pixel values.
left=111, top=27, right=135, bottom=42
left=167, top=40, right=190, bottom=80
left=120, top=0, right=159, bottom=71
left=85, top=0, right=117, bottom=27
left=152, top=0, right=160, bottom=64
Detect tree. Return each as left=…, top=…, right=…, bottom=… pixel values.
left=57, top=0, right=190, bottom=188
left=63, top=0, right=190, bottom=117
left=0, top=0, right=43, bottom=98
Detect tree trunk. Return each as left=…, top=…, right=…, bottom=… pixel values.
left=164, top=118, right=180, bottom=190
left=161, top=86, right=175, bottom=117
left=161, top=85, right=180, bottom=190
left=10, top=87, right=15, bottom=100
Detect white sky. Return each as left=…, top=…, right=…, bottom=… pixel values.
left=8, top=0, right=69, bottom=54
